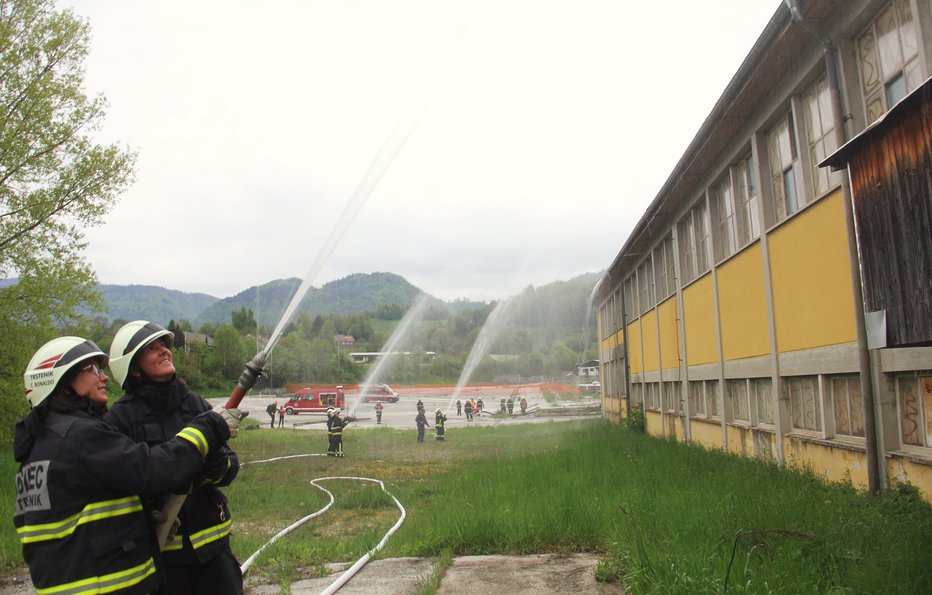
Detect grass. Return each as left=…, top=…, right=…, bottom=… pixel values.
left=3, top=420, right=931, bottom=593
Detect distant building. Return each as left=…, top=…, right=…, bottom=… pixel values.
left=349, top=351, right=437, bottom=364
left=488, top=354, right=520, bottom=362
left=182, top=331, right=212, bottom=352
left=576, top=360, right=600, bottom=378
left=334, top=335, right=355, bottom=348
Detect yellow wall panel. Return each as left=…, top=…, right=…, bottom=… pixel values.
left=888, top=456, right=932, bottom=504
left=674, top=416, right=686, bottom=442
left=641, top=310, right=659, bottom=372
left=646, top=410, right=662, bottom=438
left=690, top=418, right=722, bottom=449
left=717, top=243, right=770, bottom=360
left=768, top=192, right=857, bottom=352
left=658, top=297, right=680, bottom=368
left=682, top=276, right=718, bottom=365
left=627, top=320, right=642, bottom=374
left=614, top=331, right=624, bottom=349
left=783, top=435, right=869, bottom=489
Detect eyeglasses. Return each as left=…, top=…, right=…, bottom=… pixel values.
left=81, top=363, right=104, bottom=378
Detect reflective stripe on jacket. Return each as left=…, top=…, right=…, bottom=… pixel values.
left=105, top=379, right=239, bottom=565
left=13, top=405, right=218, bottom=594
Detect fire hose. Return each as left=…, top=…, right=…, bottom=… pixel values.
left=236, top=455, right=407, bottom=594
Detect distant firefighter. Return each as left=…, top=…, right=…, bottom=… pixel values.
left=415, top=409, right=430, bottom=443
left=435, top=408, right=447, bottom=441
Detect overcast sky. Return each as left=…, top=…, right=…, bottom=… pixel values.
left=61, top=0, right=778, bottom=302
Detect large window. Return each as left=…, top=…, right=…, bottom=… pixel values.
left=644, top=382, right=661, bottom=411
left=707, top=379, right=721, bottom=419
left=788, top=376, right=821, bottom=433
left=858, top=0, right=922, bottom=124
left=753, top=378, right=774, bottom=426
left=803, top=78, right=844, bottom=197
left=623, top=277, right=635, bottom=323
left=653, top=236, right=676, bottom=301
left=767, top=111, right=802, bottom=222
left=663, top=381, right=682, bottom=414
left=711, top=154, right=761, bottom=261
left=898, top=375, right=932, bottom=448
left=831, top=375, right=864, bottom=438
left=637, top=259, right=655, bottom=314
left=688, top=380, right=706, bottom=417
left=727, top=379, right=750, bottom=423
left=735, top=155, right=760, bottom=246
left=711, top=175, right=737, bottom=261
left=678, top=200, right=710, bottom=284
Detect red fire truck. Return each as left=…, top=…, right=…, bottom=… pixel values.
left=283, top=386, right=345, bottom=414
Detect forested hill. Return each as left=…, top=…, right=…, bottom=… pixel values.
left=11, top=270, right=602, bottom=331
left=95, top=284, right=219, bottom=323
left=194, top=272, right=428, bottom=326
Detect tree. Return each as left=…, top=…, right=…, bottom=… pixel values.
left=210, top=324, right=247, bottom=379
left=0, top=0, right=136, bottom=440
left=231, top=307, right=256, bottom=333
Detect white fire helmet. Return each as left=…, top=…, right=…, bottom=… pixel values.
left=108, top=320, right=174, bottom=388
left=327, top=407, right=335, bottom=417
left=24, top=337, right=108, bottom=408
left=435, top=408, right=442, bottom=414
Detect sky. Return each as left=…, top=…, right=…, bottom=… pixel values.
left=60, top=0, right=779, bottom=303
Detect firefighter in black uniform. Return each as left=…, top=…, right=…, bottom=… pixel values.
left=106, top=321, right=245, bottom=594
left=14, top=336, right=237, bottom=595
left=330, top=409, right=354, bottom=457
left=435, top=408, right=447, bottom=441
left=326, top=407, right=337, bottom=456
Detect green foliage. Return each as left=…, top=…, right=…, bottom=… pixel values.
left=0, top=0, right=135, bottom=441
left=625, top=404, right=646, bottom=432
left=210, top=324, right=247, bottom=379
left=231, top=307, right=256, bottom=333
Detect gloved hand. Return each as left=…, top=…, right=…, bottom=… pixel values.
left=212, top=405, right=243, bottom=438
left=150, top=509, right=182, bottom=541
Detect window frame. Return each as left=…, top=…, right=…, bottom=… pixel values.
left=787, top=375, right=823, bottom=434
left=688, top=380, right=706, bottom=418
left=830, top=374, right=865, bottom=439
left=767, top=110, right=803, bottom=224
left=896, top=374, right=932, bottom=448
left=802, top=77, right=844, bottom=198
left=857, top=0, right=923, bottom=125
left=678, top=199, right=711, bottom=284
left=726, top=378, right=750, bottom=425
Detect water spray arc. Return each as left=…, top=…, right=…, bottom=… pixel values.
left=446, top=298, right=517, bottom=413
left=348, top=292, right=432, bottom=416
left=154, top=59, right=430, bottom=551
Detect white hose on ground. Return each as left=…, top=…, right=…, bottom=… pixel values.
left=315, top=476, right=407, bottom=595
left=237, top=455, right=407, bottom=595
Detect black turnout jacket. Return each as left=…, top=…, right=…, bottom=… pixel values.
left=105, top=378, right=239, bottom=566
left=13, top=397, right=228, bottom=595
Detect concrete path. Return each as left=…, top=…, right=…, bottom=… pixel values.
left=245, top=553, right=624, bottom=594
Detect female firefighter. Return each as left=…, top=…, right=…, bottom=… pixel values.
left=105, top=321, right=244, bottom=594
left=14, top=336, right=236, bottom=595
